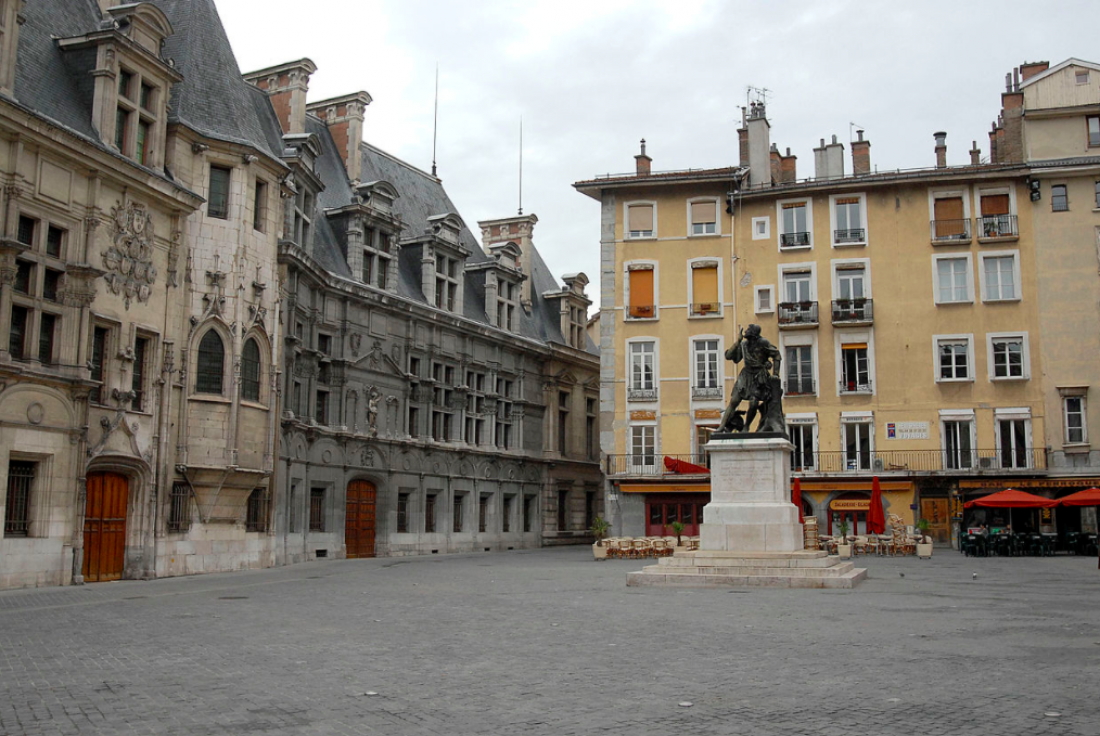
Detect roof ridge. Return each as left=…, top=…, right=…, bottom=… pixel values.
left=361, top=141, right=438, bottom=182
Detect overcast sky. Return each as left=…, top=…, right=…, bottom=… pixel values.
left=218, top=0, right=1096, bottom=311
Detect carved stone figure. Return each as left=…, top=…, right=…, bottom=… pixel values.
left=103, top=202, right=157, bottom=309
left=367, top=387, right=381, bottom=437
left=717, top=324, right=787, bottom=435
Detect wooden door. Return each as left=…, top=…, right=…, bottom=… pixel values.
left=83, top=472, right=128, bottom=582
left=345, top=480, right=376, bottom=559
left=921, top=498, right=950, bottom=543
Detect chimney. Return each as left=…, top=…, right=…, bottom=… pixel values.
left=998, top=85, right=1025, bottom=164
left=851, top=130, right=871, bottom=175
left=969, top=141, right=982, bottom=166
left=738, top=130, right=749, bottom=169
left=934, top=131, right=947, bottom=168
left=1019, top=60, right=1050, bottom=82
left=825, top=134, right=845, bottom=179
left=478, top=213, right=539, bottom=308
left=988, top=121, right=1001, bottom=164
left=779, top=147, right=797, bottom=183
left=635, top=139, right=652, bottom=176
left=244, top=58, right=318, bottom=135
left=746, top=103, right=771, bottom=187
left=813, top=138, right=827, bottom=179
left=307, top=92, right=372, bottom=184
left=770, top=144, right=781, bottom=183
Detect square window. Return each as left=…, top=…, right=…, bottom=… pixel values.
left=626, top=204, right=654, bottom=238
left=981, top=254, right=1018, bottom=301
left=755, top=285, right=774, bottom=313
left=990, top=335, right=1027, bottom=379
left=690, top=200, right=717, bottom=235
left=937, top=339, right=970, bottom=381
left=1076, top=69, right=1090, bottom=85
left=934, top=256, right=971, bottom=303
left=751, top=217, right=770, bottom=240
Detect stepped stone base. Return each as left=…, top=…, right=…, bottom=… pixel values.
left=626, top=550, right=867, bottom=589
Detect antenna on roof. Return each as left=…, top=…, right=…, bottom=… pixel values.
left=431, top=64, right=439, bottom=178
left=849, top=121, right=866, bottom=142
left=518, top=117, right=524, bottom=216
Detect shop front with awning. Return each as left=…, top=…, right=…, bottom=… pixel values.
left=796, top=480, right=916, bottom=536
left=957, top=478, right=1100, bottom=535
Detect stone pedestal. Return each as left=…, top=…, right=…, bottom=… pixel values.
left=626, top=433, right=866, bottom=589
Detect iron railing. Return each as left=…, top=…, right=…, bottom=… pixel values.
left=627, top=305, right=655, bottom=319
left=780, top=231, right=811, bottom=247
left=4, top=460, right=33, bottom=536
left=778, top=301, right=818, bottom=327
left=831, top=298, right=873, bottom=324
left=691, top=386, right=724, bottom=400
left=627, top=387, right=658, bottom=402
left=931, top=218, right=972, bottom=243
left=834, top=228, right=866, bottom=244
left=690, top=302, right=720, bottom=316
left=793, top=448, right=1048, bottom=474
left=785, top=378, right=816, bottom=396
left=978, top=214, right=1018, bottom=239
left=167, top=482, right=192, bottom=533
left=839, top=379, right=873, bottom=394
left=606, top=453, right=711, bottom=477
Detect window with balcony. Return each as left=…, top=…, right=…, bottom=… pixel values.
left=997, top=417, right=1030, bottom=469
left=689, top=200, right=717, bottom=236
left=692, top=339, right=721, bottom=399
left=936, top=336, right=972, bottom=382
left=833, top=263, right=871, bottom=323
left=1051, top=184, right=1068, bottom=212
left=980, top=252, right=1020, bottom=302
left=627, top=266, right=655, bottom=319
left=779, top=201, right=810, bottom=248
left=630, top=425, right=656, bottom=469
left=933, top=255, right=973, bottom=304
left=978, top=193, right=1016, bottom=239
left=840, top=342, right=870, bottom=393
left=689, top=262, right=719, bottom=316
left=627, top=203, right=654, bottom=238
left=943, top=419, right=975, bottom=469
left=1064, top=396, right=1087, bottom=445
left=788, top=421, right=816, bottom=471
left=932, top=196, right=969, bottom=242
left=833, top=196, right=865, bottom=245
left=843, top=420, right=873, bottom=471
left=628, top=341, right=656, bottom=401
left=1087, top=115, right=1099, bottom=147
left=779, top=269, right=817, bottom=326
left=785, top=345, right=814, bottom=396
left=988, top=333, right=1028, bottom=380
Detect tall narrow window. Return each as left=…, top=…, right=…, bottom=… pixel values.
left=479, top=494, right=489, bottom=533
left=9, top=305, right=28, bottom=360
left=627, top=204, right=654, bottom=238
left=315, top=389, right=329, bottom=425
left=557, top=489, right=569, bottom=531
left=629, top=341, right=655, bottom=396
left=131, top=336, right=149, bottom=411
left=253, top=180, right=268, bottom=232
left=14, top=261, right=32, bottom=294
left=17, top=215, right=36, bottom=246
left=136, top=120, right=150, bottom=165
left=785, top=345, right=814, bottom=395
left=167, top=482, right=192, bottom=533
left=1051, top=184, right=1068, bottom=212
left=1064, top=397, right=1087, bottom=445
left=4, top=460, right=34, bottom=536
left=453, top=494, right=464, bottom=533
left=114, top=107, right=130, bottom=154
left=425, top=493, right=437, bottom=533
left=844, top=421, right=872, bottom=471
left=503, top=496, right=512, bottom=533
left=586, top=398, right=597, bottom=460
left=630, top=425, right=656, bottom=469
left=195, top=330, right=225, bottom=394
left=45, top=225, right=64, bottom=258
left=397, top=493, right=409, bottom=533
left=246, top=488, right=269, bottom=532
left=840, top=343, right=870, bottom=393
left=991, top=336, right=1025, bottom=379
left=834, top=197, right=863, bottom=244
left=690, top=264, right=719, bottom=315
left=788, top=423, right=816, bottom=471
left=241, top=338, right=261, bottom=402
left=627, top=268, right=655, bottom=318
left=998, top=419, right=1030, bottom=469
left=523, top=496, right=533, bottom=533
left=309, top=488, right=326, bottom=532
left=558, top=391, right=570, bottom=455
left=37, top=313, right=57, bottom=364
left=1088, top=116, right=1100, bottom=147
left=780, top=202, right=809, bottom=247
left=944, top=420, right=974, bottom=469
left=690, top=200, right=716, bottom=235
left=693, top=339, right=720, bottom=396
left=90, top=327, right=109, bottom=404
left=208, top=165, right=231, bottom=220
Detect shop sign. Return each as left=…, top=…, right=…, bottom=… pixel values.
left=959, top=478, right=1100, bottom=489
left=885, top=421, right=929, bottom=440
left=630, top=410, right=656, bottom=421
left=695, top=409, right=722, bottom=419
left=831, top=499, right=871, bottom=511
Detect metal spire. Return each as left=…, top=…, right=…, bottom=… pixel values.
left=518, top=117, right=523, bottom=216
left=431, top=64, right=439, bottom=178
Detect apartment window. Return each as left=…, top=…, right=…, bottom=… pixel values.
left=43, top=269, right=61, bottom=302
left=495, top=378, right=514, bottom=449
left=943, top=419, right=975, bottom=469
left=836, top=265, right=866, bottom=302
left=932, top=196, right=968, bottom=240
left=315, top=389, right=329, bottom=425
left=246, top=488, right=269, bottom=532
left=89, top=326, right=109, bottom=404
left=840, top=342, right=870, bottom=393
left=690, top=200, right=717, bottom=235
left=1064, top=397, right=1087, bottom=445
left=585, top=491, right=596, bottom=530
left=630, top=425, right=656, bottom=468
left=408, top=406, right=420, bottom=438
left=167, top=482, right=191, bottom=533
left=292, top=381, right=303, bottom=416
left=693, top=339, right=720, bottom=396
left=785, top=345, right=814, bottom=395
left=14, top=260, right=31, bottom=293
left=114, top=107, right=130, bottom=154
left=397, top=493, right=409, bottom=533
left=788, top=422, right=816, bottom=471
left=752, top=217, right=770, bottom=240
left=627, top=203, right=654, bottom=238
left=1051, top=184, right=1068, bottom=212
left=934, top=256, right=972, bottom=304
left=241, top=338, right=261, bottom=402
left=253, top=180, right=268, bottom=232
left=479, top=494, right=489, bottom=533
left=990, top=335, right=1027, bottom=379
left=195, top=330, right=225, bottom=394
left=780, top=201, right=810, bottom=247
left=755, top=285, right=774, bottom=313
left=9, top=305, right=28, bottom=360
left=453, top=494, right=464, bottom=533
left=435, top=254, right=459, bottom=312
left=37, top=313, right=57, bottom=364
left=523, top=496, right=533, bottom=533
left=503, top=496, right=513, bottom=533
left=782, top=269, right=812, bottom=304
left=131, top=336, right=150, bottom=411
left=208, top=165, right=231, bottom=219
left=1091, top=117, right=1100, bottom=148
left=627, top=267, right=655, bottom=319
left=425, top=493, right=437, bottom=533
left=558, top=391, right=570, bottom=455
left=309, top=488, right=326, bottom=532
left=497, top=280, right=517, bottom=331
left=16, top=214, right=35, bottom=247
left=629, top=341, right=655, bottom=396
left=46, top=225, right=64, bottom=258
left=833, top=197, right=864, bottom=244
left=1077, top=69, right=1091, bottom=85
left=981, top=253, right=1019, bottom=301
left=843, top=421, right=872, bottom=471
left=317, top=333, right=332, bottom=356
left=936, top=337, right=971, bottom=381
left=586, top=398, right=597, bottom=459
left=978, top=193, right=1014, bottom=238
left=997, top=418, right=1030, bottom=469
left=690, top=262, right=719, bottom=315
left=1095, top=181, right=1100, bottom=209
left=557, top=489, right=569, bottom=531
left=4, top=460, right=34, bottom=536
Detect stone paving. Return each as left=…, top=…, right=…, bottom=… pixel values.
left=0, top=546, right=1097, bottom=735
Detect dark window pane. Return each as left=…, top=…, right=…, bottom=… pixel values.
left=46, top=226, right=64, bottom=258
left=9, top=306, right=28, bottom=360
left=5, top=460, right=34, bottom=536
left=195, top=330, right=224, bottom=394
left=309, top=488, right=325, bottom=531
left=208, top=166, right=231, bottom=219
left=140, top=83, right=154, bottom=110
left=131, top=337, right=148, bottom=411
left=43, top=269, right=61, bottom=302
left=14, top=261, right=32, bottom=294
left=38, top=313, right=56, bottom=364
left=241, top=338, right=261, bottom=401
left=115, top=108, right=128, bottom=152
left=17, top=216, right=36, bottom=246
left=90, top=327, right=108, bottom=403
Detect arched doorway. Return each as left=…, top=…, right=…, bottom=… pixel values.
left=829, top=493, right=870, bottom=536
left=83, top=472, right=129, bottom=582
left=345, top=480, right=376, bottom=558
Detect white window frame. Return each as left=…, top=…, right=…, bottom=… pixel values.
left=689, top=335, right=724, bottom=399
left=780, top=332, right=817, bottom=398
left=754, top=284, right=775, bottom=314
left=986, top=331, right=1030, bottom=381
left=776, top=197, right=814, bottom=251
left=751, top=216, right=771, bottom=241
left=623, top=260, right=659, bottom=321
left=828, top=192, right=868, bottom=247
left=1063, top=395, right=1088, bottom=446
left=928, top=187, right=972, bottom=242
left=993, top=407, right=1033, bottom=469
left=834, top=329, right=875, bottom=396
left=939, top=409, right=977, bottom=470
left=626, top=337, right=659, bottom=402
left=978, top=250, right=1022, bottom=302
left=840, top=411, right=875, bottom=472
left=974, top=184, right=1017, bottom=240
left=624, top=200, right=657, bottom=240
left=931, top=253, right=975, bottom=304
left=932, top=333, right=975, bottom=384
left=686, top=257, right=722, bottom=318
left=831, top=257, right=872, bottom=302
left=786, top=413, right=819, bottom=471
left=778, top=261, right=817, bottom=304
left=686, top=197, right=721, bottom=237
left=629, top=422, right=658, bottom=470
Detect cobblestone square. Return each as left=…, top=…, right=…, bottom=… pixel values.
left=1, top=548, right=1097, bottom=735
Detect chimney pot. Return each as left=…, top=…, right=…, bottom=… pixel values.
left=934, top=131, right=947, bottom=168
left=635, top=138, right=652, bottom=176
left=831, top=134, right=838, bottom=144
left=857, top=129, right=864, bottom=142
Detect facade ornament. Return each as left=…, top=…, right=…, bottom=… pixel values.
left=367, top=340, right=384, bottom=369
left=367, top=387, right=381, bottom=437
left=102, top=202, right=157, bottom=309
left=349, top=332, right=362, bottom=357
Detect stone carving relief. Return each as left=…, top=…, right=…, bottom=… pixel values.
left=367, top=386, right=382, bottom=437
left=350, top=332, right=363, bottom=357
left=103, top=202, right=157, bottom=309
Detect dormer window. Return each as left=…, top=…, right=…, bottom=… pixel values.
left=436, top=254, right=460, bottom=311
left=112, top=67, right=160, bottom=166
left=498, top=280, right=518, bottom=331
left=293, top=189, right=313, bottom=246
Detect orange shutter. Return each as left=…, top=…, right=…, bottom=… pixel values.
left=835, top=197, right=860, bottom=205
left=691, top=266, right=718, bottom=311
left=629, top=269, right=654, bottom=317
left=980, top=194, right=1010, bottom=215
left=842, top=342, right=868, bottom=351
left=934, top=197, right=965, bottom=237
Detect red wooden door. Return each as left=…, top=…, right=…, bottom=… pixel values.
left=345, top=480, right=376, bottom=559
left=83, top=472, right=128, bottom=582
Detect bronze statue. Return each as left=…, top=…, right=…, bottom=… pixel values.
left=717, top=324, right=787, bottom=435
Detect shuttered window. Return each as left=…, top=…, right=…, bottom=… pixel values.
left=933, top=197, right=966, bottom=238
left=628, top=268, right=655, bottom=318
left=980, top=194, right=1010, bottom=216
left=627, top=205, right=654, bottom=237
left=691, top=265, right=718, bottom=313
left=690, top=201, right=716, bottom=235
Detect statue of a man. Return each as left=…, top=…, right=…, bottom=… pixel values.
left=718, top=323, right=785, bottom=434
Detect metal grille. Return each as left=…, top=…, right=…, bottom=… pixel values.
left=309, top=488, right=325, bottom=532
left=195, top=331, right=224, bottom=394
left=246, top=488, right=269, bottom=532
left=167, top=482, right=191, bottom=533
left=5, top=461, right=34, bottom=536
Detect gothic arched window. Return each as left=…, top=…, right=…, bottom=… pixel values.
left=241, top=338, right=261, bottom=402
left=195, top=330, right=225, bottom=394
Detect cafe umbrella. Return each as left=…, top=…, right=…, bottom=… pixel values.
left=792, top=477, right=804, bottom=524
left=963, top=488, right=1057, bottom=541
left=868, top=476, right=886, bottom=535
left=1057, top=488, right=1100, bottom=569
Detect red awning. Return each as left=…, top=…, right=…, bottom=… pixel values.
left=664, top=456, right=710, bottom=475
left=963, top=489, right=1057, bottom=509
left=1058, top=487, right=1100, bottom=507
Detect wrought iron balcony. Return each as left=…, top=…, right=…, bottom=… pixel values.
left=691, top=385, right=724, bottom=400
left=606, top=453, right=711, bottom=477
left=690, top=302, right=720, bottom=316
left=627, top=387, right=657, bottom=402
left=834, top=228, right=866, bottom=244
left=778, top=301, right=818, bottom=328
left=831, top=298, right=874, bottom=325
left=780, top=231, right=811, bottom=248
left=838, top=379, right=872, bottom=394
left=792, top=448, right=1047, bottom=474
left=785, top=378, right=816, bottom=397
left=627, top=304, right=655, bottom=319
left=930, top=218, right=972, bottom=243
left=977, top=214, right=1018, bottom=240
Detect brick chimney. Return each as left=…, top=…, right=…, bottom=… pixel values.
left=934, top=131, right=947, bottom=168
left=851, top=130, right=870, bottom=175
left=998, top=87, right=1024, bottom=164
left=1019, top=60, right=1050, bottom=82
left=307, top=92, right=372, bottom=184
left=988, top=121, right=1000, bottom=163
left=244, top=59, right=318, bottom=135
left=770, top=144, right=781, bottom=183
left=969, top=141, right=982, bottom=165
left=635, top=139, right=652, bottom=176
left=738, top=126, right=749, bottom=169
left=779, top=147, right=797, bottom=183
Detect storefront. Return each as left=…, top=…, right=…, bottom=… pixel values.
left=957, top=478, right=1100, bottom=535
left=797, top=480, right=916, bottom=536
left=617, top=482, right=709, bottom=538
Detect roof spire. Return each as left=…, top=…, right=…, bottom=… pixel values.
left=518, top=117, right=523, bottom=216
left=431, top=63, right=439, bottom=178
